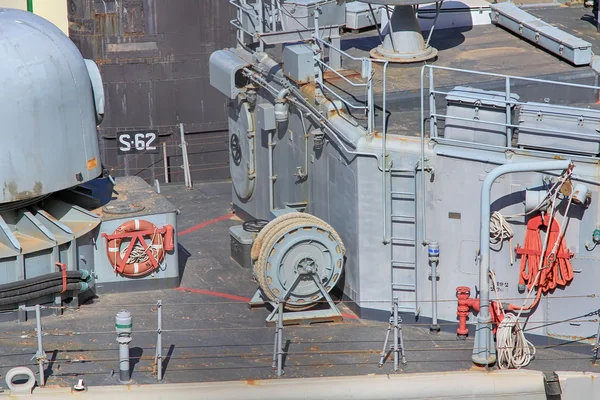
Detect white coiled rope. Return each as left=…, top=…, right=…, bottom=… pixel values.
left=490, top=269, right=536, bottom=369
left=490, top=211, right=514, bottom=264
left=496, top=313, right=536, bottom=369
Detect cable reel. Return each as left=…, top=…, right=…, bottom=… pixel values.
left=252, top=213, right=346, bottom=310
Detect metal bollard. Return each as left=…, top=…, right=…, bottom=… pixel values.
left=115, top=310, right=132, bottom=383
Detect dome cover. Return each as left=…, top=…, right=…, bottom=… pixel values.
left=0, top=8, right=103, bottom=203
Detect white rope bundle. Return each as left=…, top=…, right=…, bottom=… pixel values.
left=490, top=211, right=514, bottom=264
left=496, top=313, right=536, bottom=369
left=119, top=228, right=163, bottom=264
left=121, top=242, right=160, bottom=264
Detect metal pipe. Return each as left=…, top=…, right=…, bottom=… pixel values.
left=385, top=6, right=397, bottom=52
left=428, top=241, right=440, bottom=332
left=35, top=304, right=45, bottom=386
left=381, top=61, right=389, bottom=244
left=116, top=310, right=133, bottom=383
left=268, top=129, right=275, bottom=210
left=424, top=0, right=444, bottom=48
left=156, top=300, right=163, bottom=381
left=277, top=300, right=284, bottom=377
left=27, top=0, right=33, bottom=12
left=505, top=77, right=512, bottom=148
left=179, top=123, right=192, bottom=188
left=419, top=66, right=432, bottom=247
left=257, top=0, right=264, bottom=52
left=163, top=142, right=169, bottom=183
left=299, top=110, right=309, bottom=180
left=472, top=159, right=572, bottom=366
left=393, top=298, right=399, bottom=371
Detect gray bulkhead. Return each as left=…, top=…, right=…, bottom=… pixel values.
left=217, top=45, right=600, bottom=342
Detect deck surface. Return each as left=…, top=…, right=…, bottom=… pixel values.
left=0, top=181, right=595, bottom=388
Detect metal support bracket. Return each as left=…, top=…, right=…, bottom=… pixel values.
left=378, top=298, right=407, bottom=372
left=271, top=300, right=285, bottom=377
left=250, top=270, right=343, bottom=326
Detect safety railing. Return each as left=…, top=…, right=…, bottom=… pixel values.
left=420, top=64, right=600, bottom=155
left=314, top=36, right=389, bottom=137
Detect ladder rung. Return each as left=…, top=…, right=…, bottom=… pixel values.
left=391, top=191, right=415, bottom=200
left=392, top=260, right=416, bottom=268
left=390, top=168, right=415, bottom=174
left=391, top=237, right=416, bottom=246
left=391, top=214, right=415, bottom=223
left=397, top=306, right=417, bottom=312
left=392, top=283, right=416, bottom=290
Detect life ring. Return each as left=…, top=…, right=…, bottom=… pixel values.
left=106, top=219, right=165, bottom=277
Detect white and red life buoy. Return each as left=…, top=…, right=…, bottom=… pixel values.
left=105, top=220, right=174, bottom=277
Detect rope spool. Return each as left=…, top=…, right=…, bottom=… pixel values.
left=252, top=213, right=346, bottom=311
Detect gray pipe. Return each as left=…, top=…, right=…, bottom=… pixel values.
left=472, top=159, right=572, bottom=366
left=428, top=241, right=440, bottom=332
left=116, top=310, right=133, bottom=383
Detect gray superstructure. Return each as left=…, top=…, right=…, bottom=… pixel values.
left=213, top=0, right=600, bottom=359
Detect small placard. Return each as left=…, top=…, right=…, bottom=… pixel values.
left=117, top=130, right=160, bottom=154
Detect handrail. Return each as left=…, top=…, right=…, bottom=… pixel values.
left=430, top=89, right=600, bottom=116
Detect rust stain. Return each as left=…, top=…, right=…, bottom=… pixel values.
left=4, top=181, right=43, bottom=201
left=246, top=379, right=257, bottom=386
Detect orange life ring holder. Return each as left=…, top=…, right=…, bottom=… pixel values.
left=106, top=219, right=165, bottom=277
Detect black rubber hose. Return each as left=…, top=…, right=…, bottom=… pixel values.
left=0, top=279, right=84, bottom=299
left=0, top=271, right=85, bottom=293
left=0, top=283, right=85, bottom=306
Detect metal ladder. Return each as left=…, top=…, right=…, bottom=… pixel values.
left=389, top=167, right=420, bottom=315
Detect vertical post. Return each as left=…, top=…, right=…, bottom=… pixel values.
left=329, top=35, right=342, bottom=70
left=155, top=300, right=163, bottom=381
left=257, top=0, right=264, bottom=52
left=270, top=0, right=276, bottom=31
left=268, top=130, right=275, bottom=211
left=276, top=300, right=284, bottom=377
left=27, top=0, right=33, bottom=12
left=505, top=76, right=512, bottom=148
left=429, top=71, right=437, bottom=138
left=162, top=142, right=169, bottom=184
left=179, top=123, right=192, bottom=189
left=35, top=305, right=45, bottom=386
left=365, top=59, right=374, bottom=135
left=428, top=241, right=440, bottom=332
left=116, top=310, right=133, bottom=383
left=393, top=298, right=399, bottom=372
left=313, top=6, right=323, bottom=86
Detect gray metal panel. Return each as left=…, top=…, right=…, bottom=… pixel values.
left=517, top=102, right=600, bottom=155
left=490, top=3, right=592, bottom=66
left=0, top=9, right=101, bottom=203
left=283, top=45, right=315, bottom=84
left=444, top=87, right=519, bottom=147
left=210, top=50, right=250, bottom=100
